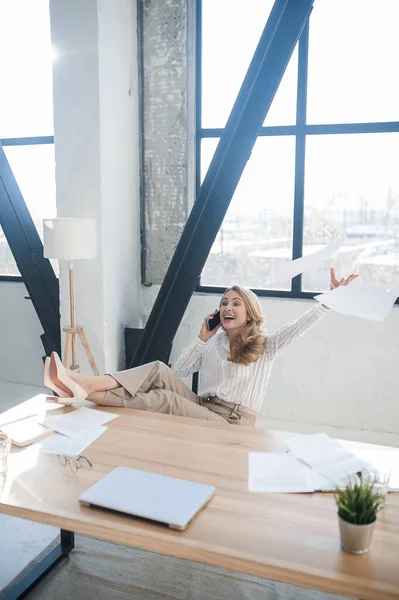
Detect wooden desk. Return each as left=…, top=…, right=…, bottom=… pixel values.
left=1, top=395, right=398, bottom=600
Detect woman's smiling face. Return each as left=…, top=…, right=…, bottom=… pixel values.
left=220, top=290, right=248, bottom=332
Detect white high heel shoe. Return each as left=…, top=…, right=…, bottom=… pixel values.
left=43, top=357, right=70, bottom=398
left=50, top=352, right=88, bottom=403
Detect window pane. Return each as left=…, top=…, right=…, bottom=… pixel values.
left=0, top=144, right=57, bottom=276
left=264, top=47, right=297, bottom=127
left=200, top=137, right=295, bottom=289
left=202, top=0, right=297, bottom=129
left=303, top=134, right=399, bottom=292
left=0, top=0, right=54, bottom=137
left=0, top=228, right=19, bottom=276
left=307, top=0, right=399, bottom=124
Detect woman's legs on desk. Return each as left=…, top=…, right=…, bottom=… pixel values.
left=47, top=357, right=238, bottom=424
left=90, top=361, right=228, bottom=423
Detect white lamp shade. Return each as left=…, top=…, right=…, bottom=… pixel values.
left=43, top=218, right=97, bottom=260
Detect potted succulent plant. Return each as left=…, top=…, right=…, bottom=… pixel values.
left=334, top=475, right=385, bottom=555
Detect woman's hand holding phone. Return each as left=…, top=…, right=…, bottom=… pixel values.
left=199, top=310, right=221, bottom=342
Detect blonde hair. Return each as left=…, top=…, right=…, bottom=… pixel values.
left=220, top=285, right=267, bottom=366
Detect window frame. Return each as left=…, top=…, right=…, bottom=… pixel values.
left=0, top=135, right=54, bottom=282
left=195, top=1, right=399, bottom=302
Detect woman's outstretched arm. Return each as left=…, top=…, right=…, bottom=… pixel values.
left=266, top=268, right=358, bottom=359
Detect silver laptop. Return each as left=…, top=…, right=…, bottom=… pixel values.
left=79, top=466, right=215, bottom=530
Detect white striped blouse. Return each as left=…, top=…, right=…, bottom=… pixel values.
left=173, top=304, right=330, bottom=413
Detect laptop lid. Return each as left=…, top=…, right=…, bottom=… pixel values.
left=79, top=466, right=215, bottom=530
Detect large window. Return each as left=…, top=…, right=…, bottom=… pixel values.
left=197, top=0, right=399, bottom=297
left=0, top=0, right=56, bottom=278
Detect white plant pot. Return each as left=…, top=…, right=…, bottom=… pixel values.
left=338, top=515, right=377, bottom=554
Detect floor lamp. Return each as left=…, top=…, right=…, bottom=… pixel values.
left=43, top=217, right=99, bottom=375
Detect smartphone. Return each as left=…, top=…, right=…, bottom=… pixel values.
left=207, top=310, right=221, bottom=331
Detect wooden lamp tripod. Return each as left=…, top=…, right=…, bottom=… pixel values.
left=63, top=260, right=99, bottom=374
left=43, top=217, right=99, bottom=375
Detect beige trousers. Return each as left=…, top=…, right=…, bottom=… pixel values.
left=98, top=361, right=256, bottom=427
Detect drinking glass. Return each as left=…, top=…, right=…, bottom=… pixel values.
left=0, top=433, right=12, bottom=474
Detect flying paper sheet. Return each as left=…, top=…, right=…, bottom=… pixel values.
left=275, top=235, right=344, bottom=281
left=314, top=283, right=399, bottom=322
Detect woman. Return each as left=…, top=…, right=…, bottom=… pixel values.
left=44, top=268, right=357, bottom=427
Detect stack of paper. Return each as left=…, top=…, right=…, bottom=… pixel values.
left=37, top=407, right=119, bottom=456
left=248, top=453, right=314, bottom=492
left=248, top=433, right=370, bottom=494
left=285, top=433, right=364, bottom=485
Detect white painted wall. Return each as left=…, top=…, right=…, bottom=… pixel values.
left=142, top=285, right=399, bottom=445
left=50, top=0, right=105, bottom=371
left=50, top=0, right=141, bottom=373
left=0, top=282, right=45, bottom=386
left=97, top=0, right=141, bottom=369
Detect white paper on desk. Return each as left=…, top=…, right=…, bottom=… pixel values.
left=286, top=433, right=354, bottom=469
left=39, top=407, right=118, bottom=437
left=314, top=283, right=399, bottom=322
left=248, top=453, right=314, bottom=493
left=317, top=457, right=365, bottom=484
left=297, top=461, right=358, bottom=491
left=310, top=469, right=336, bottom=492
left=354, top=449, right=399, bottom=492
left=38, top=425, right=107, bottom=456
left=276, top=235, right=344, bottom=281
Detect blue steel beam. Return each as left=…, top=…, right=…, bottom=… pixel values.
left=130, top=0, right=314, bottom=367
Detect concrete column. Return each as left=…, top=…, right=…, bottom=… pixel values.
left=141, top=0, right=196, bottom=284
left=50, top=0, right=141, bottom=372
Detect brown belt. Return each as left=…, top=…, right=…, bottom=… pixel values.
left=204, top=396, right=257, bottom=419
